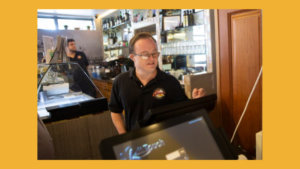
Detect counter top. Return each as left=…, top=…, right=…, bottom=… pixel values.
left=91, top=77, right=114, bottom=83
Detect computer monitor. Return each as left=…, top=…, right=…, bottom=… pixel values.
left=100, top=107, right=237, bottom=160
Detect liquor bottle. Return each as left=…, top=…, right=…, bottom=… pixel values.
left=125, top=9, right=130, bottom=21
left=104, top=19, right=108, bottom=29
left=184, top=11, right=189, bottom=27
left=183, top=11, right=186, bottom=27
left=187, top=10, right=192, bottom=26
left=102, top=19, right=106, bottom=29
left=118, top=16, right=121, bottom=24
left=111, top=17, right=113, bottom=27
left=113, top=32, right=118, bottom=44
left=109, top=18, right=113, bottom=28
left=152, top=9, right=156, bottom=17
left=108, top=32, right=113, bottom=45
left=190, top=10, right=195, bottom=26
left=122, top=10, right=126, bottom=22
left=116, top=16, right=120, bottom=25
left=119, top=11, right=123, bottom=24
left=133, top=14, right=137, bottom=23
left=106, top=19, right=109, bottom=28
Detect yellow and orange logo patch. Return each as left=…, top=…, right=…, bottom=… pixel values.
left=152, top=88, right=166, bottom=99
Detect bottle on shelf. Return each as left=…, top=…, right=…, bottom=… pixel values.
left=112, top=18, right=115, bottom=27
left=134, top=14, right=137, bottom=23
left=108, top=32, right=113, bottom=45
left=113, top=17, right=116, bottom=27
left=152, top=9, right=156, bottom=17
left=113, top=32, right=118, bottom=44
left=119, top=11, right=123, bottom=24
left=102, top=19, right=106, bottom=29
left=192, top=9, right=196, bottom=25
left=125, top=9, right=130, bottom=21
left=121, top=10, right=125, bottom=23
left=109, top=18, right=113, bottom=28
left=115, top=16, right=119, bottom=26
left=188, top=10, right=195, bottom=26
left=188, top=10, right=192, bottom=26
left=106, top=18, right=110, bottom=29
left=184, top=11, right=189, bottom=27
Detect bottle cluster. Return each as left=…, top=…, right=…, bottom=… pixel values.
left=102, top=10, right=130, bottom=30
left=133, top=9, right=156, bottom=23
left=183, top=9, right=196, bottom=27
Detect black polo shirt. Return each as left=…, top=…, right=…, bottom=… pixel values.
left=109, top=68, right=188, bottom=131
left=69, top=51, right=89, bottom=74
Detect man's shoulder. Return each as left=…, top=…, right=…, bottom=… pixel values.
left=158, top=70, right=178, bottom=81
left=76, top=51, right=86, bottom=56
left=114, top=71, right=131, bottom=82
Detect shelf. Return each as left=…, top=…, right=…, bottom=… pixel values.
left=161, top=24, right=204, bottom=34
left=132, top=17, right=158, bottom=30
left=161, top=52, right=206, bottom=56
left=103, top=21, right=130, bottom=32
left=104, top=46, right=129, bottom=51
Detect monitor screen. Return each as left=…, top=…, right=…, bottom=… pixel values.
left=100, top=108, right=236, bottom=160
left=113, top=115, right=223, bottom=160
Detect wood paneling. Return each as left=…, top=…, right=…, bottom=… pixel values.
left=218, top=9, right=262, bottom=157
left=46, top=111, right=118, bottom=159
left=93, top=79, right=113, bottom=102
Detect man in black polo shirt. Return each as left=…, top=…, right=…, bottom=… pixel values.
left=67, top=39, right=89, bottom=74
left=109, top=32, right=205, bottom=134
left=67, top=39, right=96, bottom=97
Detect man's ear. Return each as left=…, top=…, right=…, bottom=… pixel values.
left=129, top=54, right=135, bottom=61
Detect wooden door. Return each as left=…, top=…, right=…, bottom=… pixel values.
left=218, top=9, right=262, bottom=157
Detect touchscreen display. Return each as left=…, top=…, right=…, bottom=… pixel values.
left=113, top=116, right=224, bottom=160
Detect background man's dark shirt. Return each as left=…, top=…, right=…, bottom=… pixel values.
left=69, top=51, right=89, bottom=74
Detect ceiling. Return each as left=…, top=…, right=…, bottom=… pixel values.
left=37, top=9, right=116, bottom=18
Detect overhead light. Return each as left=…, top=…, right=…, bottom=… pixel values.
left=99, top=9, right=118, bottom=18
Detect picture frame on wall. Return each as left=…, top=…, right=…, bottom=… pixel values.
left=163, top=15, right=181, bottom=31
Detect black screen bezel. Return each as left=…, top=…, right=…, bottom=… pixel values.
left=100, top=109, right=236, bottom=160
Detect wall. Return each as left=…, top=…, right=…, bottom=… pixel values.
left=38, top=29, right=103, bottom=61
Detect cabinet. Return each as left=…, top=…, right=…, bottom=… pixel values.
left=37, top=63, right=108, bottom=122
left=218, top=9, right=262, bottom=157
left=38, top=63, right=116, bottom=159
left=46, top=111, right=118, bottom=159
left=102, top=10, right=132, bottom=62
left=160, top=10, right=213, bottom=75
left=159, top=10, right=217, bottom=98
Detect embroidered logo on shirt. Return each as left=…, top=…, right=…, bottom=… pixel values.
left=152, top=88, right=166, bottom=99
left=77, top=55, right=82, bottom=59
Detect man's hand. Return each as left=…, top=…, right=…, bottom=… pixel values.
left=192, top=88, right=206, bottom=99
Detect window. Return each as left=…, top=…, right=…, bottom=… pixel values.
left=38, top=18, right=56, bottom=30
left=58, top=19, right=94, bottom=30
left=37, top=17, right=94, bottom=30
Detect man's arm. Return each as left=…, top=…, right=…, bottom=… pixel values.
left=82, top=52, right=89, bottom=67
left=111, top=112, right=126, bottom=134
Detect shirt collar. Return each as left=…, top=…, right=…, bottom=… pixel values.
left=129, top=67, right=163, bottom=81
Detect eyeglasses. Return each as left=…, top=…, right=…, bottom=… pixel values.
left=134, top=52, right=160, bottom=60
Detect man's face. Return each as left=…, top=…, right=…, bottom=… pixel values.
left=68, top=41, right=77, bottom=52
left=130, top=38, right=158, bottom=74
